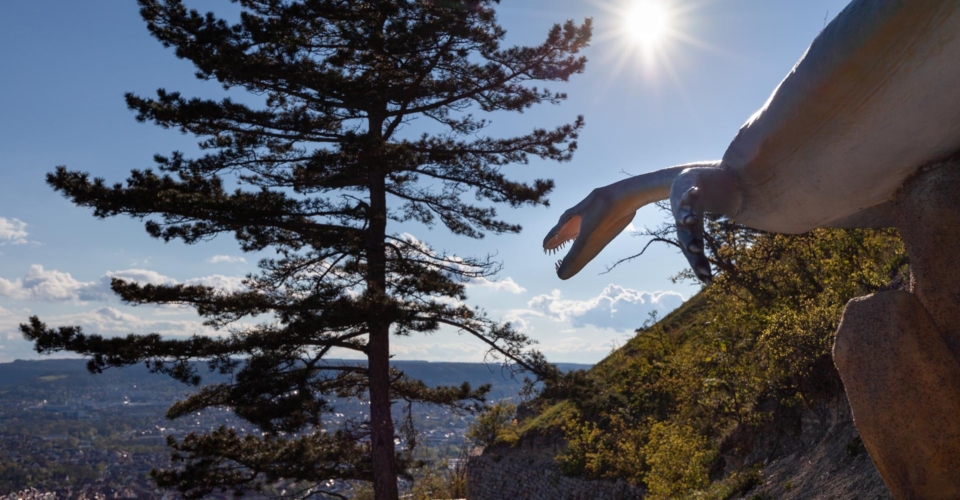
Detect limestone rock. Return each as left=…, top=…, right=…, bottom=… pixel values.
left=893, top=159, right=960, bottom=355
left=834, top=290, right=960, bottom=499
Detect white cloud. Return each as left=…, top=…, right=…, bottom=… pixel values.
left=0, top=265, right=97, bottom=302
left=0, top=302, right=231, bottom=363
left=0, top=305, right=219, bottom=354
left=185, top=275, right=247, bottom=293
left=387, top=339, right=488, bottom=361
left=208, top=254, right=247, bottom=264
left=529, top=284, right=685, bottom=332
left=105, top=269, right=179, bottom=286
left=103, top=269, right=247, bottom=296
left=502, top=315, right=532, bottom=334
left=541, top=336, right=619, bottom=355
left=62, top=307, right=217, bottom=337
left=0, top=217, right=29, bottom=245
left=501, top=309, right=544, bottom=334
left=0, top=266, right=247, bottom=303
left=468, top=276, right=527, bottom=294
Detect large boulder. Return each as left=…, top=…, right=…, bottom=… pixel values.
left=835, top=291, right=960, bottom=499
left=834, top=159, right=960, bottom=499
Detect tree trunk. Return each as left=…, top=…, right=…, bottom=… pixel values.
left=366, top=143, right=399, bottom=499
left=368, top=321, right=398, bottom=500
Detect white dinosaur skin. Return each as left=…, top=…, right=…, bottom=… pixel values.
left=545, top=0, right=960, bottom=281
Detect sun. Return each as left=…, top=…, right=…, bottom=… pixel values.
left=591, top=0, right=724, bottom=86
left=624, top=1, right=671, bottom=48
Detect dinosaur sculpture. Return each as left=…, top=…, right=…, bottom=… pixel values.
left=544, top=1, right=960, bottom=498
left=543, top=0, right=960, bottom=284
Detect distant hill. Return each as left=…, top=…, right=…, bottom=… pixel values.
left=0, top=358, right=591, bottom=400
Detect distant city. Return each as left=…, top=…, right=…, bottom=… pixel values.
left=0, top=359, right=589, bottom=499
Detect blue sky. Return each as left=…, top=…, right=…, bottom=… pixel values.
left=0, top=0, right=851, bottom=364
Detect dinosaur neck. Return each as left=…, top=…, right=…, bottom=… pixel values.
left=611, top=162, right=721, bottom=212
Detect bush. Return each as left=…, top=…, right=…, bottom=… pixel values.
left=467, top=401, right=518, bottom=447
left=406, top=457, right=468, bottom=500
left=642, top=421, right=715, bottom=499
left=556, top=412, right=648, bottom=482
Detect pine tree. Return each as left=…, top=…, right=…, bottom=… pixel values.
left=21, top=1, right=590, bottom=498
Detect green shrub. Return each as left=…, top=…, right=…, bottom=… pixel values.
left=467, top=401, right=518, bottom=447
left=642, top=421, right=715, bottom=499
left=406, top=457, right=468, bottom=500
left=556, top=412, right=649, bottom=482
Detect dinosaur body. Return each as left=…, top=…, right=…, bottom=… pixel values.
left=732, top=0, right=960, bottom=233
left=545, top=0, right=960, bottom=281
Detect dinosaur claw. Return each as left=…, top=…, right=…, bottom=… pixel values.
left=675, top=209, right=709, bottom=284
left=668, top=165, right=741, bottom=286
left=696, top=263, right=711, bottom=278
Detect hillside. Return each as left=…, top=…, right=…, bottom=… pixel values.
left=470, top=225, right=905, bottom=499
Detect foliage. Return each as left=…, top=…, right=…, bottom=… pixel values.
left=466, top=401, right=518, bottom=447
left=690, top=467, right=764, bottom=500
left=522, top=218, right=906, bottom=496
left=556, top=411, right=647, bottom=482
left=353, top=444, right=469, bottom=499
left=19, top=1, right=591, bottom=498
left=516, top=400, right=578, bottom=436
left=405, top=455, right=469, bottom=500
left=642, top=420, right=715, bottom=499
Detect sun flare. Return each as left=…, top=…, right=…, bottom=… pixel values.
left=591, top=0, right=723, bottom=86
left=625, top=1, right=671, bottom=48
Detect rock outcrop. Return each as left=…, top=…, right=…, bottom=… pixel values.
left=466, top=436, right=646, bottom=500
left=833, top=158, right=960, bottom=499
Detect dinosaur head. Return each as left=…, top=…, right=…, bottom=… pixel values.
left=543, top=188, right=636, bottom=280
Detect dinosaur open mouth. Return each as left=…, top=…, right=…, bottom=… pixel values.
left=543, top=215, right=581, bottom=275
left=546, top=236, right=575, bottom=272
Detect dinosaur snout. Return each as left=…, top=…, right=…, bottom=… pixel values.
left=543, top=186, right=637, bottom=280
left=544, top=214, right=581, bottom=279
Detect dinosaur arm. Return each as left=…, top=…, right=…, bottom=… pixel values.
left=605, top=164, right=694, bottom=212
left=670, top=166, right=743, bottom=284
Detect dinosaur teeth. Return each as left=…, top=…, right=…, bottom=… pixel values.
left=544, top=237, right=575, bottom=265
left=555, top=259, right=563, bottom=271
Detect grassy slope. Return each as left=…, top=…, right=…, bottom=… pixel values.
left=519, top=292, right=709, bottom=437
left=507, top=228, right=905, bottom=498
